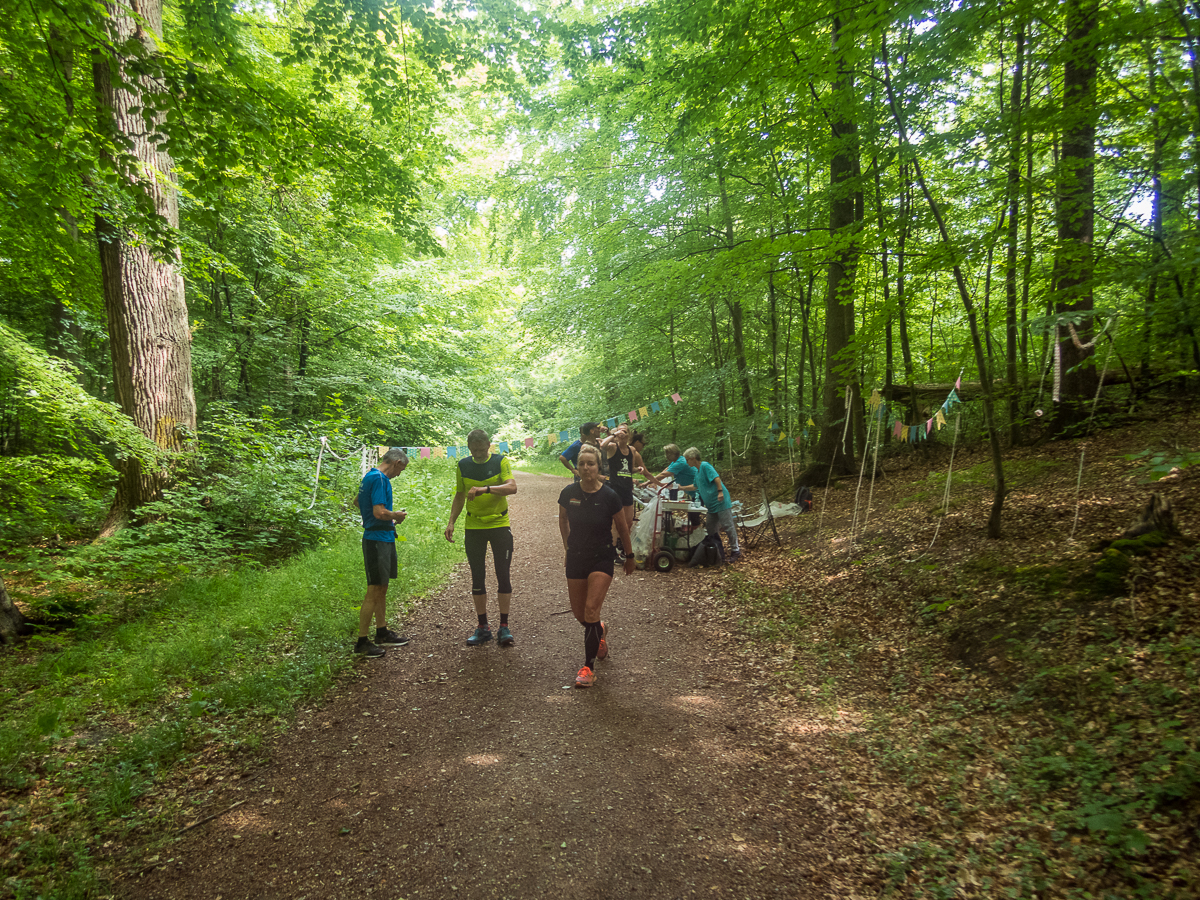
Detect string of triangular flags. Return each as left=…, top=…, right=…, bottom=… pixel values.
left=379, top=392, right=685, bottom=460
left=871, top=373, right=965, bottom=444
left=762, top=416, right=818, bottom=446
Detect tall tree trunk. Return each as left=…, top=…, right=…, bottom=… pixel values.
left=1005, top=24, right=1026, bottom=443
left=897, top=163, right=918, bottom=424
left=812, top=3, right=861, bottom=478
left=1143, top=16, right=1162, bottom=381
left=0, top=575, right=29, bottom=645
left=93, top=0, right=196, bottom=534
left=716, top=165, right=762, bottom=473
left=1050, top=0, right=1099, bottom=435
left=767, top=271, right=781, bottom=421
left=882, top=31, right=1007, bottom=538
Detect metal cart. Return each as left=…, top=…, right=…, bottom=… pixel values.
left=643, top=488, right=706, bottom=573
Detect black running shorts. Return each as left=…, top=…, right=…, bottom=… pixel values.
left=363, top=538, right=398, bottom=586
left=565, top=546, right=617, bottom=580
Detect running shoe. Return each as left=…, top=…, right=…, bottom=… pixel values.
left=496, top=625, right=514, bottom=646
left=574, top=666, right=596, bottom=688
left=466, top=626, right=493, bottom=646
left=353, top=637, right=385, bottom=658
left=375, top=627, right=410, bottom=646
left=596, top=621, right=608, bottom=660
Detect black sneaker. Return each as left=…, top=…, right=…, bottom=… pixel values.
left=375, top=628, right=410, bottom=647
left=353, top=637, right=386, bottom=658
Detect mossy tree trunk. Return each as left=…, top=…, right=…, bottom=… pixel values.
left=0, top=575, right=28, bottom=646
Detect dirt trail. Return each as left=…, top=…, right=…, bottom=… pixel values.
left=124, top=471, right=870, bottom=899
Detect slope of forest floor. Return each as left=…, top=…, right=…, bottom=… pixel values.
left=719, top=401, right=1199, bottom=898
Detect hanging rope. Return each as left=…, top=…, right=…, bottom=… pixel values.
left=849, top=405, right=881, bottom=551
left=1069, top=332, right=1117, bottom=541
left=306, top=437, right=372, bottom=510
left=905, top=411, right=961, bottom=563
left=814, top=405, right=854, bottom=551
left=1033, top=330, right=1054, bottom=418
left=862, top=406, right=886, bottom=542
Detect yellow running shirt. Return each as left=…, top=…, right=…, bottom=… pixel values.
left=455, top=454, right=513, bottom=529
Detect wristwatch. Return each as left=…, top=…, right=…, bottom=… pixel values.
left=486, top=485, right=491, bottom=493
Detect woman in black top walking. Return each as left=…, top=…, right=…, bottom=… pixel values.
left=558, top=444, right=635, bottom=687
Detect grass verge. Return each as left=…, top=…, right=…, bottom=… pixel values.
left=0, top=461, right=460, bottom=899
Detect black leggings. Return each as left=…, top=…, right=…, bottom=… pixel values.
left=464, top=527, right=514, bottom=595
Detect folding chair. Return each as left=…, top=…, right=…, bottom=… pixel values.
left=734, top=483, right=780, bottom=550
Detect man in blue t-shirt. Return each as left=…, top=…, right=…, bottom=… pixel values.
left=683, top=446, right=741, bottom=562
left=354, top=447, right=411, bottom=657
left=559, top=422, right=606, bottom=481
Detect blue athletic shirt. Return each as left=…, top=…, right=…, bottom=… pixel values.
left=358, top=468, right=395, bottom=542
left=561, top=440, right=584, bottom=464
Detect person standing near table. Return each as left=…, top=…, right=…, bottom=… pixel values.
left=683, top=447, right=741, bottom=562
left=355, top=448, right=412, bottom=658
left=653, top=443, right=696, bottom=499
left=445, top=430, right=518, bottom=646
left=558, top=444, right=635, bottom=688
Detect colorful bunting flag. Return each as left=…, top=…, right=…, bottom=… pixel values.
left=638, top=406, right=649, bottom=419
left=547, top=434, right=555, bottom=446
left=671, top=393, right=682, bottom=403
left=499, top=441, right=509, bottom=453
left=420, top=447, right=431, bottom=459
left=627, top=410, right=638, bottom=422
left=893, top=421, right=904, bottom=439
left=432, top=447, right=446, bottom=459
left=558, top=430, right=569, bottom=442
left=606, top=418, right=617, bottom=429
left=447, top=446, right=457, bottom=458
left=926, top=419, right=933, bottom=434
left=524, top=437, right=536, bottom=449
left=935, top=410, right=946, bottom=430
left=650, top=401, right=661, bottom=413
left=807, top=417, right=816, bottom=428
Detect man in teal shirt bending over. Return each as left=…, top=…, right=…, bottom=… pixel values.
left=683, top=447, right=742, bottom=562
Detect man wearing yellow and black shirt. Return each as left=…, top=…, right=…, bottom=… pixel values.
left=444, top=429, right=518, bottom=645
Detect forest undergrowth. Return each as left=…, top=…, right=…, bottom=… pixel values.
left=720, top=402, right=1199, bottom=899
left=0, top=460, right=461, bottom=900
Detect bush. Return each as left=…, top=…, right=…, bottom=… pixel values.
left=60, top=406, right=365, bottom=581
left=0, top=456, right=115, bottom=549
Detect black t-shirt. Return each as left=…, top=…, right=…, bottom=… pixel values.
left=558, top=482, right=623, bottom=553
left=607, top=445, right=633, bottom=485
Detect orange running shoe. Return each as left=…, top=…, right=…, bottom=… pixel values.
left=596, top=621, right=608, bottom=660
left=574, top=666, right=596, bottom=688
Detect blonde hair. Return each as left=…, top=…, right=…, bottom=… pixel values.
left=683, top=447, right=702, bottom=463
left=663, top=443, right=681, bottom=460
left=577, top=444, right=603, bottom=468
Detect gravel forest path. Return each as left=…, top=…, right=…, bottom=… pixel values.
left=123, top=470, right=870, bottom=900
